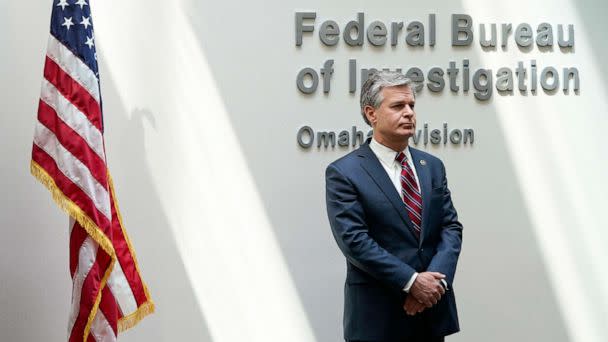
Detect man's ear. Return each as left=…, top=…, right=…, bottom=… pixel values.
left=364, top=105, right=376, bottom=126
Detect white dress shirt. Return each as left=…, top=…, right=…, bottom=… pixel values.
left=369, top=138, right=421, bottom=193
left=369, top=138, right=447, bottom=293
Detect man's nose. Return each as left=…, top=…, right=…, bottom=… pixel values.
left=402, top=105, right=414, bottom=116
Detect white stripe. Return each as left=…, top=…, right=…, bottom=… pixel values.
left=400, top=174, right=420, bottom=195
left=405, top=208, right=422, bottom=223
left=67, top=237, right=99, bottom=337
left=40, top=79, right=106, bottom=162
left=69, top=217, right=76, bottom=236
left=404, top=201, right=422, bottom=220
left=107, top=260, right=138, bottom=316
left=46, top=35, right=100, bottom=102
left=34, top=122, right=111, bottom=220
left=401, top=184, right=422, bottom=207
left=401, top=189, right=422, bottom=211
left=90, top=309, right=117, bottom=342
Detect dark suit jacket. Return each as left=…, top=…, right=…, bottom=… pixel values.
left=325, top=139, right=463, bottom=341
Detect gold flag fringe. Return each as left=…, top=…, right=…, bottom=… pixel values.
left=30, top=161, right=116, bottom=259
left=108, top=175, right=155, bottom=330
left=31, top=160, right=155, bottom=336
left=118, top=301, right=156, bottom=332
left=82, top=259, right=115, bottom=342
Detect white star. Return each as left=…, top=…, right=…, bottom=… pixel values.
left=56, top=0, right=69, bottom=10
left=62, top=17, right=74, bottom=30
left=75, top=0, right=88, bottom=9
left=85, top=36, right=94, bottom=49
left=80, top=16, right=91, bottom=29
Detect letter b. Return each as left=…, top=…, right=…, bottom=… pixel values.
left=452, top=14, right=473, bottom=46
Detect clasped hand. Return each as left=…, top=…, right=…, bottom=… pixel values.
left=403, top=272, right=446, bottom=316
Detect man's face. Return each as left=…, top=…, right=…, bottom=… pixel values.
left=365, top=85, right=416, bottom=141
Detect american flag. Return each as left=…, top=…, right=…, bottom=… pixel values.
left=31, top=1, right=154, bottom=341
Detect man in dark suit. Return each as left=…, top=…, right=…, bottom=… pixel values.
left=325, top=71, right=463, bottom=342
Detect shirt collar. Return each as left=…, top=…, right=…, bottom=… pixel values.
left=369, top=137, right=412, bottom=166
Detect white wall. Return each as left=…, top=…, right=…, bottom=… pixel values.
left=1, top=0, right=607, bottom=341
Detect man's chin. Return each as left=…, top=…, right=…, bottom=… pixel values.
left=396, top=129, right=415, bottom=140
left=387, top=134, right=414, bottom=144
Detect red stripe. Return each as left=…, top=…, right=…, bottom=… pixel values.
left=403, top=196, right=421, bottom=213
left=32, top=144, right=111, bottom=233
left=99, top=285, right=119, bottom=336
left=70, top=222, right=89, bottom=277
left=403, top=197, right=421, bottom=218
left=69, top=249, right=112, bottom=342
left=403, top=191, right=422, bottom=209
left=43, top=57, right=102, bottom=131
left=401, top=169, right=419, bottom=192
left=109, top=189, right=149, bottom=306
left=402, top=189, right=422, bottom=228
left=37, top=100, right=108, bottom=189
left=401, top=177, right=422, bottom=204
left=405, top=213, right=421, bottom=230
left=401, top=175, right=419, bottom=194
left=407, top=215, right=421, bottom=227
left=404, top=206, right=421, bottom=225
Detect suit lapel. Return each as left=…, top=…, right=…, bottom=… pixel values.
left=357, top=142, right=419, bottom=241
left=410, top=148, right=432, bottom=247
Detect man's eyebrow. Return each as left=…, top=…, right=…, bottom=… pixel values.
left=389, top=99, right=415, bottom=104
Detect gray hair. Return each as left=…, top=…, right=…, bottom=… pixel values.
left=359, top=70, right=416, bottom=126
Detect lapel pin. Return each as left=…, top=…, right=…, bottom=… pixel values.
left=420, top=159, right=427, bottom=166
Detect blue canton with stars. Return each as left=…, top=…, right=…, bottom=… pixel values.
left=50, top=0, right=98, bottom=77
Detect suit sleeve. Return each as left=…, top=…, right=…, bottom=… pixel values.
left=426, top=161, right=463, bottom=288
left=325, top=163, right=417, bottom=292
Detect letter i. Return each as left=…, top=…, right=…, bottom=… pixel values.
left=530, top=59, right=537, bottom=92
left=349, top=59, right=357, bottom=93
left=463, top=59, right=470, bottom=92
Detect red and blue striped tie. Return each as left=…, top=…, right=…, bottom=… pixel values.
left=396, top=152, right=422, bottom=239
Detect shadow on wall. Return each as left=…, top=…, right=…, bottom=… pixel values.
left=572, top=0, right=608, bottom=79
left=99, top=60, right=213, bottom=341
